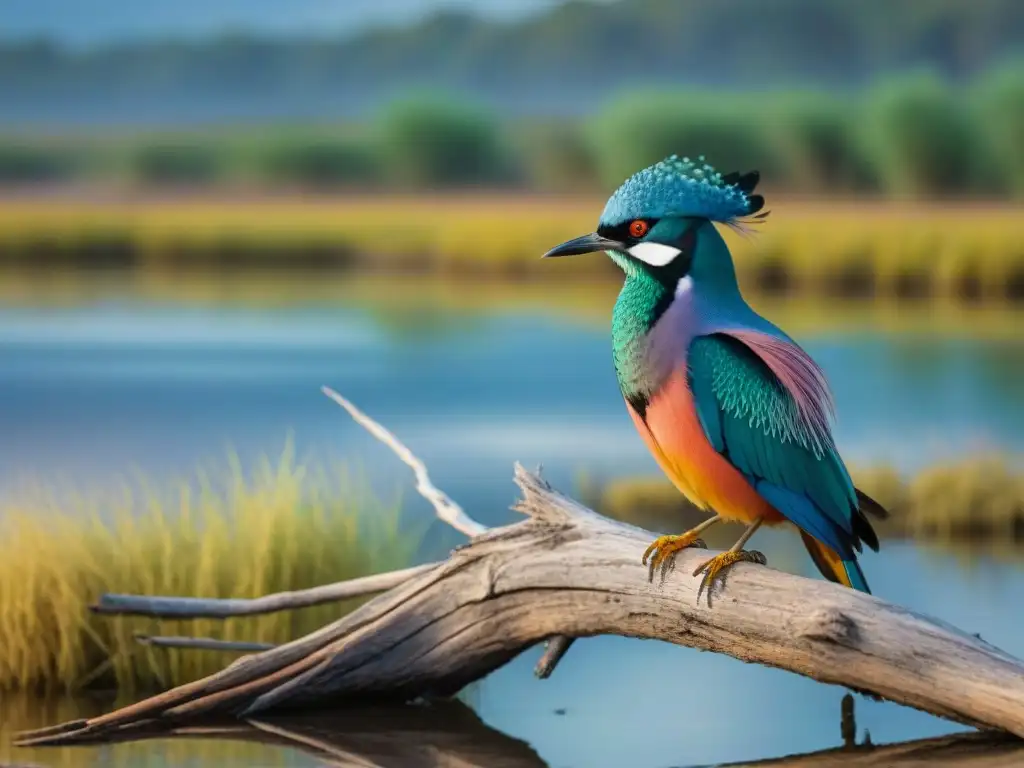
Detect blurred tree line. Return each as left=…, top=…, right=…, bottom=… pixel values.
left=2, top=0, right=1022, bottom=124
left=1, top=63, right=1023, bottom=198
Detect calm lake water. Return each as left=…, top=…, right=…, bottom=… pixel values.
left=2, top=283, right=1024, bottom=767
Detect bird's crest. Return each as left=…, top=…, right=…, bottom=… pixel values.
left=600, top=154, right=769, bottom=232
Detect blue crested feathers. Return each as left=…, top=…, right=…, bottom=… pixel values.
left=600, top=154, right=766, bottom=227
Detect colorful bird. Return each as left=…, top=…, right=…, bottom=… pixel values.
left=542, top=155, right=887, bottom=603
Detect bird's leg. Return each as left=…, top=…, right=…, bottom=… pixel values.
left=642, top=514, right=721, bottom=582
left=692, top=517, right=767, bottom=606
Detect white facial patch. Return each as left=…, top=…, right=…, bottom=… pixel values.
left=627, top=242, right=681, bottom=267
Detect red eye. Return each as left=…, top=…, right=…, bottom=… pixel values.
left=629, top=220, right=649, bottom=238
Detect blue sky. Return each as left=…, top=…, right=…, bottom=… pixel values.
left=1, top=0, right=585, bottom=47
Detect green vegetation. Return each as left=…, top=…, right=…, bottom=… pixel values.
left=589, top=456, right=1024, bottom=543
left=860, top=72, right=979, bottom=197
left=589, top=94, right=773, bottom=191
left=0, top=142, right=80, bottom=184
left=130, top=142, right=225, bottom=185
left=0, top=197, right=1020, bottom=303
left=3, top=62, right=1024, bottom=198
left=0, top=445, right=418, bottom=694
left=378, top=96, right=514, bottom=188
left=254, top=135, right=380, bottom=190
left=976, top=64, right=1024, bottom=197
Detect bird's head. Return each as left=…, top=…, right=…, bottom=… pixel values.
left=543, top=154, right=767, bottom=290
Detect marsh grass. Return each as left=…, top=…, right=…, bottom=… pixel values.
left=0, top=444, right=419, bottom=694
left=588, top=456, right=1024, bottom=545
left=0, top=196, right=1021, bottom=302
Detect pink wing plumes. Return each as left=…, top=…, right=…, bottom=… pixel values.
left=724, top=329, right=836, bottom=457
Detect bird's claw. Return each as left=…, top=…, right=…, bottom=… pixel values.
left=692, top=550, right=767, bottom=607
left=641, top=533, right=708, bottom=583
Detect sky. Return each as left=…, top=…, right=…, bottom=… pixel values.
left=0, top=0, right=583, bottom=48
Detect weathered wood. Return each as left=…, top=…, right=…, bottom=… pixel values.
left=93, top=563, right=437, bottom=618
left=534, top=635, right=576, bottom=679
left=726, top=731, right=1024, bottom=767
left=134, top=635, right=276, bottom=652
left=321, top=386, right=487, bottom=538
left=87, top=387, right=577, bottom=675
left=17, top=465, right=1024, bottom=748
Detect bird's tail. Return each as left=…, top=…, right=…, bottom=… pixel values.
left=799, top=531, right=870, bottom=594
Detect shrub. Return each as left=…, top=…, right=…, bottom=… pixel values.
left=0, top=142, right=76, bottom=183
left=860, top=72, right=977, bottom=197
left=514, top=121, right=600, bottom=192
left=588, top=91, right=774, bottom=189
left=764, top=92, right=871, bottom=193
left=130, top=141, right=224, bottom=185
left=975, top=61, right=1024, bottom=197
left=255, top=136, right=380, bottom=189
left=376, top=94, right=513, bottom=188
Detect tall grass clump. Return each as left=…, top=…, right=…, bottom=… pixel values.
left=860, top=72, right=979, bottom=197
left=0, top=140, right=78, bottom=184
left=253, top=135, right=381, bottom=190
left=764, top=92, right=870, bottom=193
left=130, top=141, right=226, bottom=185
left=376, top=94, right=514, bottom=188
left=588, top=91, right=771, bottom=189
left=975, top=61, right=1024, bottom=197
left=591, top=456, right=1024, bottom=544
left=854, top=456, right=1024, bottom=540
left=513, top=120, right=600, bottom=193
left=0, top=446, right=419, bottom=694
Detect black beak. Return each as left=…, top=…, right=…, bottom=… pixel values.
left=542, top=232, right=625, bottom=259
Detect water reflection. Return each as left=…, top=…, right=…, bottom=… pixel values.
left=5, top=696, right=1021, bottom=768
left=0, top=693, right=310, bottom=767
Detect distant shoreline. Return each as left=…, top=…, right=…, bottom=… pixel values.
left=0, top=193, right=1021, bottom=304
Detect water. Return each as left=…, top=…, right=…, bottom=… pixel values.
left=2, top=287, right=1023, bottom=767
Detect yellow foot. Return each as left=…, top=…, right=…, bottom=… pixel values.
left=642, top=532, right=708, bottom=583
left=692, top=550, right=767, bottom=606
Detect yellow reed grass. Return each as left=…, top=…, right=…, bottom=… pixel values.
left=0, top=196, right=1021, bottom=299
left=591, top=456, right=1024, bottom=543
left=0, top=443, right=418, bottom=694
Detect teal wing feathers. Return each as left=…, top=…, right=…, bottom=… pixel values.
left=688, top=334, right=877, bottom=561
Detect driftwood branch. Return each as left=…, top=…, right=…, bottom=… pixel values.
left=18, top=464, right=1024, bottom=749
left=93, top=564, right=438, bottom=618
left=88, top=387, right=577, bottom=673
left=134, top=635, right=276, bottom=653
left=727, top=731, right=1024, bottom=767
left=534, top=635, right=576, bottom=679
left=321, top=385, right=487, bottom=538
left=319, top=386, right=576, bottom=675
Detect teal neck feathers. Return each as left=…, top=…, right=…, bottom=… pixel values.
left=611, top=254, right=670, bottom=391
left=610, top=222, right=745, bottom=399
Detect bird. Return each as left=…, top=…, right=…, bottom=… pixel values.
left=542, top=154, right=888, bottom=604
